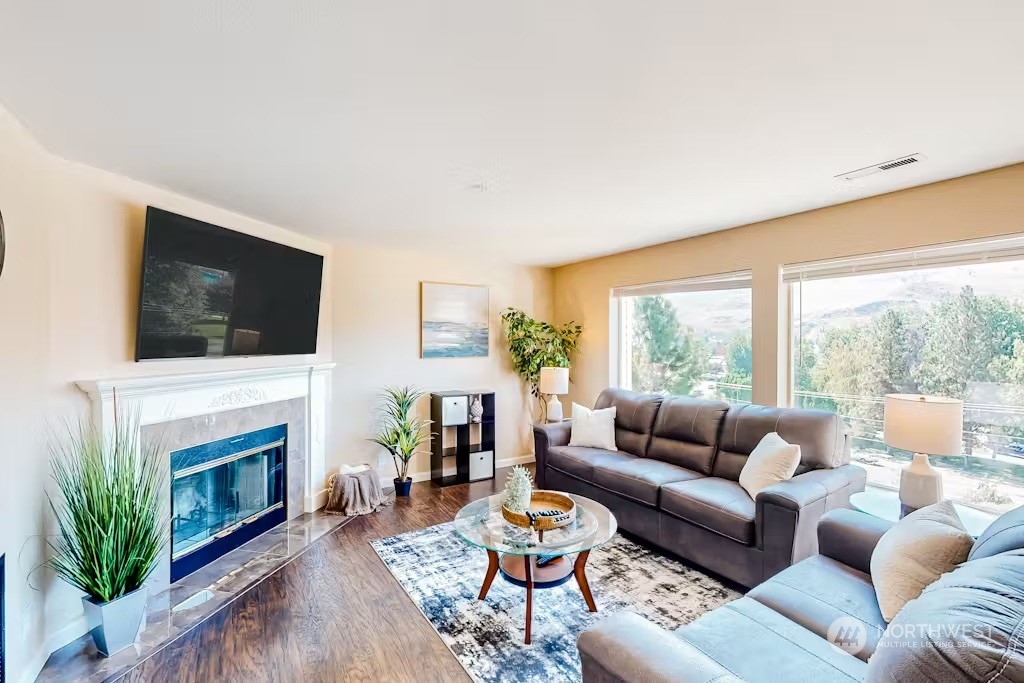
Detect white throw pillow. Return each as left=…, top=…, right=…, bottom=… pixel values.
left=568, top=403, right=617, bottom=451
left=738, top=432, right=801, bottom=500
left=870, top=500, right=974, bottom=622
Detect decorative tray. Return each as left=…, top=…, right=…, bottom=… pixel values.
left=501, top=490, right=576, bottom=531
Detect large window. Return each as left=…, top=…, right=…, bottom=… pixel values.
left=788, top=243, right=1024, bottom=514
left=614, top=272, right=752, bottom=404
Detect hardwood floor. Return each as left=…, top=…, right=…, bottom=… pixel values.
left=121, top=469, right=522, bottom=683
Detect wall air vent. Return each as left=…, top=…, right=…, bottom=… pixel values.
left=835, top=153, right=926, bottom=181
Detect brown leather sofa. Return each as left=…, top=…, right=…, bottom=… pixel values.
left=578, top=505, right=1024, bottom=682
left=533, top=388, right=866, bottom=587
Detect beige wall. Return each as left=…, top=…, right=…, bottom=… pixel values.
left=329, top=246, right=552, bottom=480
left=553, top=163, right=1024, bottom=410
left=0, top=106, right=334, bottom=683
left=0, top=103, right=552, bottom=681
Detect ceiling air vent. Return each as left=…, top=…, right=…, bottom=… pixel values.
left=835, top=153, right=926, bottom=181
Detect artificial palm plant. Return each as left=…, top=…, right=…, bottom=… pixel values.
left=47, top=411, right=167, bottom=655
left=370, top=386, right=432, bottom=492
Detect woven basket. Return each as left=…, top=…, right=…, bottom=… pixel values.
left=327, top=463, right=373, bottom=490
left=501, top=490, right=576, bottom=530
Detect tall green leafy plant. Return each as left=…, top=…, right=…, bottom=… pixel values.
left=370, top=386, right=432, bottom=482
left=47, top=412, right=167, bottom=603
left=501, top=308, right=583, bottom=396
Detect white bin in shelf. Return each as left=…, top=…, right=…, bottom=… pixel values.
left=470, top=450, right=494, bottom=482
left=441, top=395, right=469, bottom=426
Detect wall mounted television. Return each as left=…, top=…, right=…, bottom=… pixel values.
left=135, top=207, right=324, bottom=360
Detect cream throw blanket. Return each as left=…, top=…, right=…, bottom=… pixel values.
left=325, top=469, right=391, bottom=516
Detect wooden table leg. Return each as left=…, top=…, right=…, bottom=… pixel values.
left=574, top=550, right=597, bottom=612
left=478, top=550, right=499, bottom=601
left=524, top=555, right=534, bottom=645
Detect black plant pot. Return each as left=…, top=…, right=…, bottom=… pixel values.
left=394, top=477, right=413, bottom=497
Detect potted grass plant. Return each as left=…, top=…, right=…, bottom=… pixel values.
left=370, top=386, right=431, bottom=497
left=47, top=412, right=166, bottom=657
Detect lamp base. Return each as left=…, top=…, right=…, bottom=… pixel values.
left=899, top=452, right=944, bottom=515
left=545, top=394, right=563, bottom=423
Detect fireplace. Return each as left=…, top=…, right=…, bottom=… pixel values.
left=170, top=424, right=287, bottom=581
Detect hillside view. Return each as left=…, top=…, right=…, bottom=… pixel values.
left=624, top=260, right=1024, bottom=513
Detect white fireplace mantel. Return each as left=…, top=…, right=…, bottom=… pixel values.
left=75, top=362, right=335, bottom=513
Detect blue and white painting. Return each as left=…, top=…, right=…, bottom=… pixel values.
left=421, top=282, right=489, bottom=358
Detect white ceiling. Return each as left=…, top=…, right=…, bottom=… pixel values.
left=1, top=1, right=1022, bottom=266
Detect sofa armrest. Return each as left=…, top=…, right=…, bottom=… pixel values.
left=755, top=464, right=867, bottom=579
left=817, top=508, right=893, bottom=575
left=532, top=420, right=572, bottom=488
left=578, top=612, right=741, bottom=683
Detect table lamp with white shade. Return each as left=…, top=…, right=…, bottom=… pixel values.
left=883, top=393, right=964, bottom=515
left=539, top=366, right=570, bottom=423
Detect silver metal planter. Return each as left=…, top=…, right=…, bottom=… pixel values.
left=82, top=586, right=148, bottom=656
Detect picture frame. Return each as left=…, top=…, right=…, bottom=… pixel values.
left=420, top=282, right=490, bottom=358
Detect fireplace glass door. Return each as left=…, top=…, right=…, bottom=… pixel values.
left=172, top=445, right=284, bottom=559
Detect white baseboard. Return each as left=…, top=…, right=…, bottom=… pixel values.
left=21, top=642, right=52, bottom=683
left=303, top=488, right=329, bottom=512
left=26, top=612, right=88, bottom=683
left=406, top=454, right=535, bottom=483
left=496, top=454, right=535, bottom=469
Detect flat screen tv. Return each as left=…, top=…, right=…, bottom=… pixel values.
left=135, top=207, right=324, bottom=360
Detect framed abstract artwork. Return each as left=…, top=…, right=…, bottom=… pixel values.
left=420, top=282, right=489, bottom=358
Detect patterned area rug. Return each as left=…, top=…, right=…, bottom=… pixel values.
left=372, top=522, right=741, bottom=683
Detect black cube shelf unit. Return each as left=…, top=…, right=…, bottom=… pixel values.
left=430, top=390, right=495, bottom=487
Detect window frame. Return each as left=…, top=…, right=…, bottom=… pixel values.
left=610, top=270, right=753, bottom=397
left=782, top=236, right=1024, bottom=512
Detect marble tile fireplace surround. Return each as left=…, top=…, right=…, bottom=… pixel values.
left=75, top=363, right=334, bottom=595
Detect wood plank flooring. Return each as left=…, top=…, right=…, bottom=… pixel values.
left=121, top=469, right=521, bottom=683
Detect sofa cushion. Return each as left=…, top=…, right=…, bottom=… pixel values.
left=714, top=404, right=849, bottom=481
left=866, top=548, right=1024, bottom=682
left=738, top=431, right=801, bottom=500
left=646, top=396, right=729, bottom=474
left=594, top=388, right=663, bottom=457
left=870, top=500, right=974, bottom=622
left=969, top=501, right=1024, bottom=560
left=568, top=403, right=617, bottom=450
left=592, top=456, right=704, bottom=506
left=661, top=478, right=756, bottom=544
left=546, top=446, right=632, bottom=482
left=747, top=555, right=886, bottom=662
left=677, top=597, right=867, bottom=683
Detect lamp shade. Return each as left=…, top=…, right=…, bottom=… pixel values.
left=539, top=366, right=569, bottom=395
left=883, top=394, right=963, bottom=456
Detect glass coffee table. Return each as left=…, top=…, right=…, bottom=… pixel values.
left=454, top=492, right=617, bottom=644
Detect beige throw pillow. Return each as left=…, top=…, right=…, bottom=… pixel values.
left=870, top=500, right=974, bottom=622
left=738, top=432, right=801, bottom=500
left=568, top=403, right=617, bottom=451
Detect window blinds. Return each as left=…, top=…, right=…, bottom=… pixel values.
left=781, top=235, right=1024, bottom=283
left=610, top=270, right=752, bottom=298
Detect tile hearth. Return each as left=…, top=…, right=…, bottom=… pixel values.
left=38, top=510, right=353, bottom=683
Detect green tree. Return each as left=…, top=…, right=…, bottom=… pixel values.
left=916, top=286, right=998, bottom=399
left=811, top=326, right=876, bottom=435
left=631, top=296, right=708, bottom=395
left=723, top=335, right=752, bottom=385
left=793, top=340, right=835, bottom=410
left=810, top=311, right=922, bottom=440
left=867, top=309, right=919, bottom=395
left=720, top=334, right=753, bottom=403
left=990, top=339, right=1024, bottom=387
